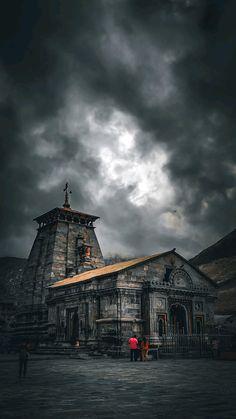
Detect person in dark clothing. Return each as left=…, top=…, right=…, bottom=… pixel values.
left=137, top=336, right=142, bottom=361
left=19, top=344, right=29, bottom=378
left=212, top=338, right=219, bottom=359
left=141, top=336, right=149, bottom=361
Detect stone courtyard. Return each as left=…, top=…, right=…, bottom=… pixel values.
left=0, top=356, right=236, bottom=418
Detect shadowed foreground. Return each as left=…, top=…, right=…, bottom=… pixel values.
left=0, top=357, right=235, bottom=418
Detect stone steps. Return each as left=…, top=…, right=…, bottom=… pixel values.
left=159, top=350, right=211, bottom=359
left=33, top=345, right=105, bottom=359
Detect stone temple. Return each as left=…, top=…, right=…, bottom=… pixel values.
left=16, top=186, right=217, bottom=350
left=16, top=184, right=104, bottom=341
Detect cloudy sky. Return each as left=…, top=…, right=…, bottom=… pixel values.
left=0, top=0, right=236, bottom=260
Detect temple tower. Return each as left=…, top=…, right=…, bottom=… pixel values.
left=16, top=184, right=104, bottom=340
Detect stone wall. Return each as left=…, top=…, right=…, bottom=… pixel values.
left=48, top=252, right=217, bottom=349
left=21, top=218, right=104, bottom=308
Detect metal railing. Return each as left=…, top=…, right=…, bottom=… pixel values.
left=157, top=334, right=236, bottom=356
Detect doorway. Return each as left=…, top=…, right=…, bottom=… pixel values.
left=196, top=316, right=204, bottom=334
left=66, top=308, right=79, bottom=344
left=157, top=314, right=167, bottom=336
left=170, top=304, right=188, bottom=335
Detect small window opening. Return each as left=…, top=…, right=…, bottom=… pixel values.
left=164, top=267, right=173, bottom=282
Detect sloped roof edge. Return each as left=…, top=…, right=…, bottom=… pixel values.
left=49, top=249, right=216, bottom=289
left=49, top=251, right=171, bottom=288
left=34, top=207, right=99, bottom=222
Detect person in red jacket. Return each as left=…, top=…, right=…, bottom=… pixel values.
left=128, top=335, right=138, bottom=361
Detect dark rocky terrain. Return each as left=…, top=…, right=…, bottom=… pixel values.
left=104, top=255, right=130, bottom=266
left=0, top=257, right=26, bottom=342
left=190, top=229, right=236, bottom=315
left=0, top=257, right=26, bottom=302
left=0, top=255, right=127, bottom=311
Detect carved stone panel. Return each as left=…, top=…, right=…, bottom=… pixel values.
left=155, top=298, right=166, bottom=310
left=170, top=269, right=192, bottom=289
left=194, top=301, right=203, bottom=312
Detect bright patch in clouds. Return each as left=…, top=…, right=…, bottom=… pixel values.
left=118, top=131, right=134, bottom=152
left=84, top=108, right=175, bottom=207
left=99, top=145, right=172, bottom=207
left=29, top=91, right=177, bottom=239
left=32, top=96, right=179, bottom=256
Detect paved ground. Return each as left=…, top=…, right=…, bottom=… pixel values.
left=0, top=357, right=236, bottom=419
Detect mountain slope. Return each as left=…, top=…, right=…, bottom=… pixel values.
left=190, top=229, right=236, bottom=314
left=0, top=257, right=26, bottom=302
left=190, top=229, right=236, bottom=267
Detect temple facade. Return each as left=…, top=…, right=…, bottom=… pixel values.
left=47, top=251, right=216, bottom=350
left=15, top=186, right=216, bottom=347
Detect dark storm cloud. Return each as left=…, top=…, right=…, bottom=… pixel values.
left=96, top=186, right=201, bottom=259
left=163, top=0, right=236, bottom=237
left=0, top=0, right=103, bottom=256
left=0, top=0, right=235, bottom=258
left=103, top=0, right=236, bottom=246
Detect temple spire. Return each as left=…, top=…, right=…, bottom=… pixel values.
left=63, top=182, right=72, bottom=208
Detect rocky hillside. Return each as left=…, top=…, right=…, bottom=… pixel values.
left=104, top=255, right=130, bottom=266
left=190, top=229, right=236, bottom=315
left=0, top=257, right=26, bottom=303
left=0, top=255, right=128, bottom=302
left=0, top=255, right=128, bottom=303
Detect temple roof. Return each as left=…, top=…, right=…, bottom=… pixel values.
left=50, top=253, right=163, bottom=288
left=34, top=207, right=99, bottom=223
left=49, top=250, right=215, bottom=288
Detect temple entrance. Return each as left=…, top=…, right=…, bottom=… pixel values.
left=170, top=304, right=188, bottom=335
left=159, top=319, right=164, bottom=336
left=66, top=308, right=79, bottom=344
left=157, top=314, right=167, bottom=336
left=196, top=316, right=204, bottom=334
